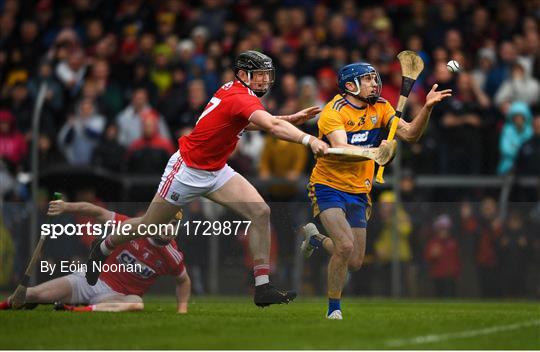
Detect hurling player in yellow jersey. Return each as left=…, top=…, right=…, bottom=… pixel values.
left=301, top=62, right=452, bottom=319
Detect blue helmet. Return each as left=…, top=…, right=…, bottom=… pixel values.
left=337, top=62, right=382, bottom=105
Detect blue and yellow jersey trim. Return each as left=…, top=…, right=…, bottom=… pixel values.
left=310, top=94, right=396, bottom=194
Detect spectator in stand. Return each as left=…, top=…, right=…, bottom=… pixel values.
left=116, top=87, right=170, bottom=148
left=424, top=214, right=461, bottom=297
left=497, top=101, right=533, bottom=175
left=484, top=41, right=519, bottom=98
left=27, top=60, right=64, bottom=117
left=372, top=191, right=412, bottom=296
left=2, top=82, right=36, bottom=139
left=128, top=57, right=159, bottom=104
left=498, top=211, right=531, bottom=297
left=0, top=109, right=27, bottom=171
left=126, top=109, right=175, bottom=174
left=316, top=67, right=338, bottom=103
left=91, top=123, right=126, bottom=173
left=471, top=48, right=497, bottom=94
left=55, top=48, right=87, bottom=97
left=18, top=19, right=43, bottom=73
left=494, top=61, right=540, bottom=111
left=87, top=58, right=124, bottom=120
left=150, top=44, right=174, bottom=95
left=157, top=63, right=188, bottom=137
left=22, top=134, right=65, bottom=174
left=456, top=200, right=480, bottom=297
left=57, top=98, right=105, bottom=166
left=476, top=197, right=502, bottom=297
left=438, top=72, right=491, bottom=174
left=177, top=79, right=207, bottom=137
left=515, top=113, right=540, bottom=176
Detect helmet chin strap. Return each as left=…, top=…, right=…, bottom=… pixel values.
left=235, top=71, right=267, bottom=97
left=345, top=77, right=377, bottom=105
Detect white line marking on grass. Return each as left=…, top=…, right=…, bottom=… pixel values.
left=385, top=319, right=540, bottom=347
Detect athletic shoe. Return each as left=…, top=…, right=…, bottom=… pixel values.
left=53, top=302, right=68, bottom=311
left=327, top=310, right=343, bottom=320
left=300, top=223, right=321, bottom=258
left=85, top=238, right=108, bottom=286
left=254, top=283, right=297, bottom=307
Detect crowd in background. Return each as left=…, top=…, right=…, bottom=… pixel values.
left=0, top=0, right=539, bottom=297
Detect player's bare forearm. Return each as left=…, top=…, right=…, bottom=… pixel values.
left=175, top=274, right=191, bottom=314
left=48, top=200, right=112, bottom=223
left=245, top=122, right=262, bottom=130
left=245, top=114, right=300, bottom=130
left=250, top=110, right=328, bottom=155
left=396, top=104, right=433, bottom=143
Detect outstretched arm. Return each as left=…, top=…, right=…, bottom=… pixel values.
left=175, top=271, right=191, bottom=314
left=396, top=84, right=452, bottom=143
left=47, top=200, right=113, bottom=224
left=245, top=106, right=321, bottom=130
left=249, top=109, right=328, bottom=156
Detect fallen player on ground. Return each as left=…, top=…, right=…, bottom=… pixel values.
left=0, top=200, right=190, bottom=313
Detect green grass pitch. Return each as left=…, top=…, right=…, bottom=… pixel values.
left=0, top=297, right=538, bottom=349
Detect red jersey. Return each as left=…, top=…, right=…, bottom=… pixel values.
left=100, top=213, right=186, bottom=297
left=178, top=80, right=265, bottom=171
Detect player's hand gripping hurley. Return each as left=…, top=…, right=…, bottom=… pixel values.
left=375, top=51, right=424, bottom=184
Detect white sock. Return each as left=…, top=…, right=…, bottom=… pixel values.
left=255, top=275, right=269, bottom=286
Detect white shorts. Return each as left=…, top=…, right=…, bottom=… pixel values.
left=66, top=272, right=124, bottom=305
left=157, top=151, right=237, bottom=206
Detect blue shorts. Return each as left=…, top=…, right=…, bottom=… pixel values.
left=308, top=183, right=371, bottom=228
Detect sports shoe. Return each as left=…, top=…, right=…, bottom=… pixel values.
left=254, top=283, right=297, bottom=307
left=327, top=310, right=343, bottom=320
left=85, top=238, right=108, bottom=286
left=53, top=302, right=68, bottom=311
left=300, top=223, right=321, bottom=258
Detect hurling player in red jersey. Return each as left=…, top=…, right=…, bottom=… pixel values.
left=87, top=50, right=329, bottom=307
left=0, top=200, right=190, bottom=313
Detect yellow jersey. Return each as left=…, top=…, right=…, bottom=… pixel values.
left=310, top=94, right=396, bottom=194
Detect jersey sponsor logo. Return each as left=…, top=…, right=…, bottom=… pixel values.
left=116, top=250, right=156, bottom=279
left=364, top=179, right=371, bottom=188
left=171, top=192, right=179, bottom=201
left=370, top=116, right=377, bottom=124
left=350, top=131, right=369, bottom=144
left=347, top=120, right=355, bottom=126
left=222, top=81, right=233, bottom=90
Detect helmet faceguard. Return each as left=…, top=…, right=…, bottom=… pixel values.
left=338, top=63, right=382, bottom=105
left=233, top=50, right=275, bottom=97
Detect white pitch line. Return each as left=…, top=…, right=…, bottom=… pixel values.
left=385, top=319, right=540, bottom=347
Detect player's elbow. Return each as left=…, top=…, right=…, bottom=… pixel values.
left=408, top=134, right=421, bottom=143
left=403, top=131, right=420, bottom=143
